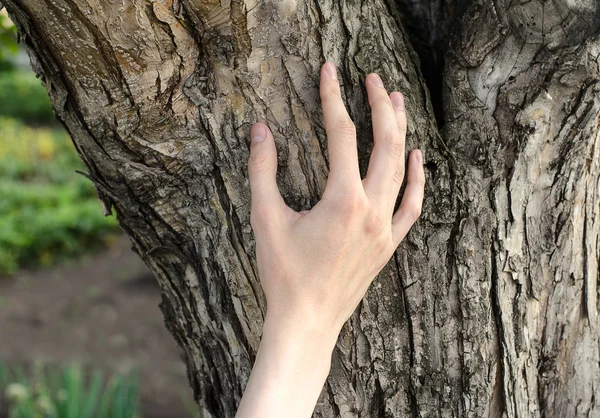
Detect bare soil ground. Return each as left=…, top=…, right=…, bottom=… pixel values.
left=0, top=236, right=194, bottom=417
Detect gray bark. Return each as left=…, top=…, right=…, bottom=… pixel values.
left=443, top=2, right=600, bottom=416
left=2, top=0, right=599, bottom=417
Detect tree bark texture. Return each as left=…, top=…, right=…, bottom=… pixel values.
left=2, top=0, right=599, bottom=417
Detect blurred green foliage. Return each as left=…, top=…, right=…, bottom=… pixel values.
left=0, top=117, right=119, bottom=275
left=0, top=12, right=18, bottom=71
left=0, top=71, right=56, bottom=123
left=1, top=12, right=55, bottom=123
left=1, top=362, right=140, bottom=418
left=0, top=13, right=118, bottom=275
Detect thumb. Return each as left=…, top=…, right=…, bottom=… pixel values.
left=248, top=122, right=286, bottom=230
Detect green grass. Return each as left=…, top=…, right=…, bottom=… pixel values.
left=0, top=116, right=118, bottom=274
left=1, top=363, right=140, bottom=418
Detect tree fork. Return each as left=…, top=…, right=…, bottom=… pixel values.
left=2, top=0, right=599, bottom=417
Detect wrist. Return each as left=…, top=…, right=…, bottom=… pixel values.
left=262, top=308, right=341, bottom=354
left=235, top=311, right=338, bottom=418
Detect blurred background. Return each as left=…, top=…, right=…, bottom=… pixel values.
left=0, top=10, right=196, bottom=418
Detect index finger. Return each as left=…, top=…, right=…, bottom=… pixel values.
left=320, top=62, right=361, bottom=193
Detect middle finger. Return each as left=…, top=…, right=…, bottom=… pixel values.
left=362, top=73, right=406, bottom=212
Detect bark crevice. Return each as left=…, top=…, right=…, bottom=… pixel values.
left=2, top=0, right=599, bottom=416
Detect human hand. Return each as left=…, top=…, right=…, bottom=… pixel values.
left=248, top=61, right=425, bottom=337
left=236, top=61, right=425, bottom=418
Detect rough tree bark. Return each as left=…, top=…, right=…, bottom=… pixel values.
left=2, top=0, right=599, bottom=416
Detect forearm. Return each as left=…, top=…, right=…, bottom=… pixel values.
left=237, top=62, right=425, bottom=417
left=235, top=314, right=338, bottom=418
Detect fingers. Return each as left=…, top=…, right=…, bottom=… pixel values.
left=248, top=122, right=288, bottom=232
left=320, top=62, right=361, bottom=193
left=392, top=149, right=425, bottom=245
left=390, top=92, right=407, bottom=135
left=362, top=74, right=407, bottom=211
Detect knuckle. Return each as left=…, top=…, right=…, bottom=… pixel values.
left=248, top=153, right=270, bottom=176
left=408, top=202, right=423, bottom=223
left=320, top=83, right=340, bottom=102
left=397, top=119, right=408, bottom=135
left=347, top=193, right=368, bottom=215
left=332, top=117, right=356, bottom=138
left=334, top=189, right=367, bottom=217
left=393, top=165, right=405, bottom=185
left=370, top=95, right=392, bottom=110
left=384, top=130, right=404, bottom=158
left=364, top=210, right=385, bottom=236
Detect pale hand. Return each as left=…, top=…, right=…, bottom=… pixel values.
left=235, top=61, right=426, bottom=418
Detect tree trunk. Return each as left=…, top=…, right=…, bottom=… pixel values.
left=2, top=0, right=599, bottom=416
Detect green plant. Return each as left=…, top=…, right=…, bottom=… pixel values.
left=0, top=117, right=119, bottom=274
left=0, top=71, right=55, bottom=123
left=0, top=183, right=119, bottom=273
left=0, top=12, right=18, bottom=71
left=0, top=117, right=82, bottom=181
left=1, top=363, right=140, bottom=418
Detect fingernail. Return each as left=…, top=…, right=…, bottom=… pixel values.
left=324, top=62, right=337, bottom=80
left=416, top=150, right=423, bottom=164
left=391, top=92, right=405, bottom=110
left=251, top=124, right=267, bottom=144
left=370, top=73, right=384, bottom=88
